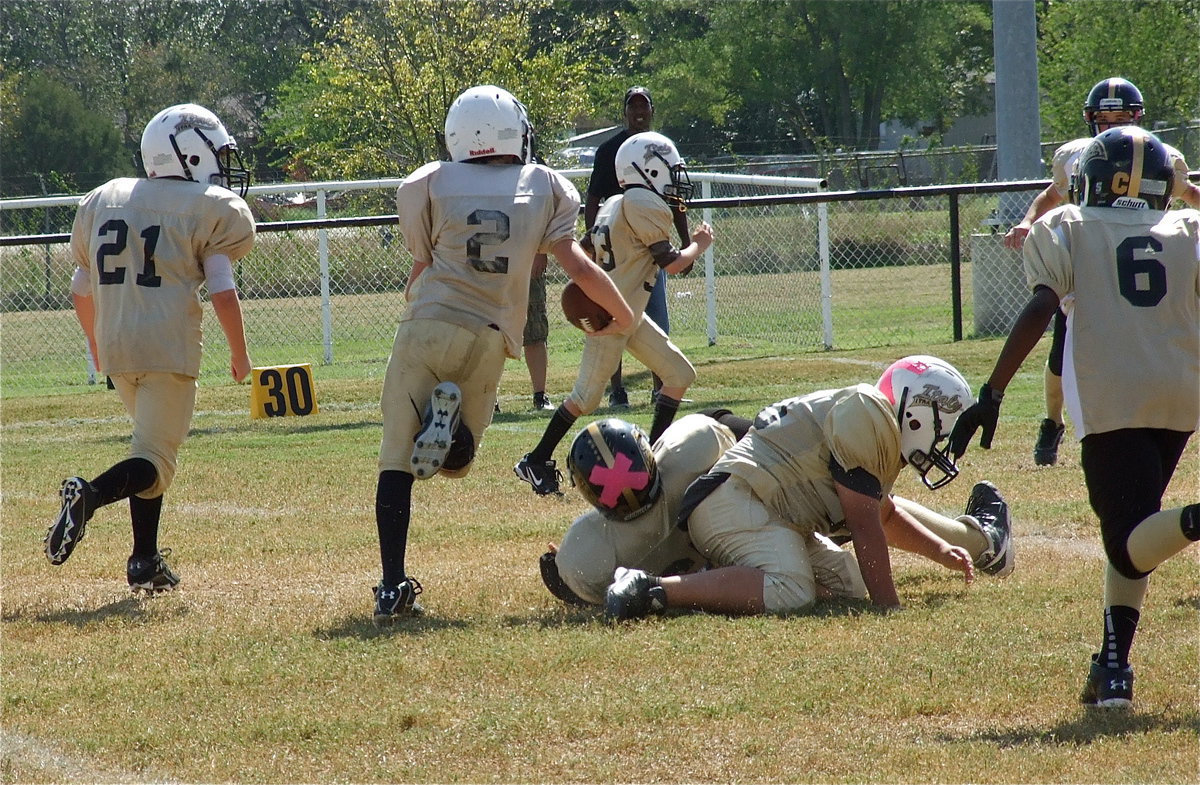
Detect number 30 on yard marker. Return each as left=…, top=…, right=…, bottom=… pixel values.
left=250, top=363, right=319, bottom=418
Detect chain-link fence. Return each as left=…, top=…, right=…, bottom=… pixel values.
left=2, top=172, right=1053, bottom=397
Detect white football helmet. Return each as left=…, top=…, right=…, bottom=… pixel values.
left=614, top=131, right=693, bottom=206
left=140, top=104, right=249, bottom=197
left=444, top=85, right=533, bottom=164
left=876, top=355, right=971, bottom=490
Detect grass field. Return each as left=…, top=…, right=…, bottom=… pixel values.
left=2, top=339, right=1197, bottom=783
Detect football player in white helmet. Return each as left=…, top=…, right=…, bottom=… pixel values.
left=1003, top=78, right=1200, bottom=467
left=952, top=126, right=1199, bottom=711
left=46, top=103, right=256, bottom=593
left=140, top=103, right=250, bottom=196
left=602, top=357, right=1001, bottom=620
left=515, top=130, right=714, bottom=498
left=371, top=84, right=633, bottom=626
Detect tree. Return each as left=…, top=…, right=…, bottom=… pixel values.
left=0, top=71, right=128, bottom=196
left=264, top=0, right=603, bottom=179
left=1037, top=0, right=1200, bottom=156
left=632, top=0, right=992, bottom=155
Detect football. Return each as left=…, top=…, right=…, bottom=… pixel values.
left=561, top=281, right=613, bottom=333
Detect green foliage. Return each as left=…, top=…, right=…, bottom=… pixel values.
left=263, top=0, right=600, bottom=179
left=0, top=72, right=129, bottom=196
left=634, top=0, right=992, bottom=155
left=1038, top=0, right=1200, bottom=145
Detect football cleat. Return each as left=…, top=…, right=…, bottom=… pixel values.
left=963, top=481, right=1014, bottom=578
left=1033, top=418, right=1065, bottom=466
left=373, top=578, right=424, bottom=627
left=604, top=567, right=667, bottom=621
left=412, top=382, right=462, bottom=479
left=513, top=454, right=563, bottom=496
left=1080, top=654, right=1134, bottom=710
left=532, top=392, right=555, bottom=411
left=608, top=387, right=630, bottom=410
left=45, top=476, right=96, bottom=565
left=127, top=549, right=180, bottom=594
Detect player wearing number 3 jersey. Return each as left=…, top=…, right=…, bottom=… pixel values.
left=47, top=103, right=255, bottom=593
left=371, top=85, right=633, bottom=626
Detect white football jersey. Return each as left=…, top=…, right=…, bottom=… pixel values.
left=396, top=161, right=580, bottom=358
left=555, top=414, right=738, bottom=604
left=711, top=384, right=904, bottom=536
left=1024, top=205, right=1200, bottom=437
left=70, top=177, right=255, bottom=376
left=1052, top=135, right=1192, bottom=201
left=590, top=187, right=676, bottom=318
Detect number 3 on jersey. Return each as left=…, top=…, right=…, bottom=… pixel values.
left=96, top=219, right=162, bottom=287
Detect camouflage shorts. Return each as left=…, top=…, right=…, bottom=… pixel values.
left=524, top=274, right=549, bottom=346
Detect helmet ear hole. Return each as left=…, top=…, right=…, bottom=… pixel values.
left=188, top=154, right=201, bottom=166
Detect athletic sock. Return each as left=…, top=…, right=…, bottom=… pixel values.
left=649, top=395, right=681, bottom=443
left=92, top=457, right=158, bottom=508
left=1100, top=605, right=1139, bottom=669
left=376, top=470, right=415, bottom=585
left=529, top=406, right=576, bottom=463
left=129, top=494, right=164, bottom=559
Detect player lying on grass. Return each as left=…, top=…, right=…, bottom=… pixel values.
left=952, top=126, right=1199, bottom=711
left=514, top=131, right=713, bottom=498
left=539, top=390, right=1013, bottom=613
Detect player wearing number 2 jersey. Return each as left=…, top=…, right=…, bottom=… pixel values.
left=371, top=85, right=633, bottom=626
left=952, top=126, right=1200, bottom=710
left=47, top=103, right=255, bottom=593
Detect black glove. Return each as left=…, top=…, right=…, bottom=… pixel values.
left=949, top=383, right=1003, bottom=459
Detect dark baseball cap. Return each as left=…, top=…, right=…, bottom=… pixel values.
left=624, top=86, right=653, bottom=108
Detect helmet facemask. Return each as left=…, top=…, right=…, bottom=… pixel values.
left=895, top=387, right=960, bottom=490
left=877, top=355, right=971, bottom=491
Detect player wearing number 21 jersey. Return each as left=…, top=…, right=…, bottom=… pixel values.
left=47, top=103, right=254, bottom=594
left=370, top=85, right=633, bottom=626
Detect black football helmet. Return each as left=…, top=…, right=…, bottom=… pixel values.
left=567, top=419, right=662, bottom=521
left=1084, top=78, right=1144, bottom=135
left=1075, top=126, right=1174, bottom=210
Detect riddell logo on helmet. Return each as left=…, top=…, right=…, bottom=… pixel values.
left=470, top=147, right=497, bottom=156
left=912, top=383, right=963, bottom=412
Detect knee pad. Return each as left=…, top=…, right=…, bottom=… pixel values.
left=762, top=571, right=817, bottom=614
left=1103, top=528, right=1153, bottom=581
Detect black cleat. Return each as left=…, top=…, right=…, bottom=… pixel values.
left=373, top=578, right=424, bottom=626
left=45, top=477, right=96, bottom=565
left=1033, top=418, right=1065, bottom=466
left=127, top=550, right=180, bottom=594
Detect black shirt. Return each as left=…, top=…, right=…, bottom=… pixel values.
left=586, top=128, right=633, bottom=201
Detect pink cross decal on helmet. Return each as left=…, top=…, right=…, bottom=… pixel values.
left=588, top=452, right=650, bottom=508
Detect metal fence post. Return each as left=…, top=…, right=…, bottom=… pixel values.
left=702, top=179, right=717, bottom=346
left=818, top=202, right=833, bottom=350
left=317, top=189, right=333, bottom=364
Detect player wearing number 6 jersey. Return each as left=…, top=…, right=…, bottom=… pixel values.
left=951, top=126, right=1200, bottom=710
left=47, top=103, right=255, bottom=593
left=371, top=85, right=633, bottom=626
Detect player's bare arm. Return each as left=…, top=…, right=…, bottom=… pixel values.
left=836, top=481, right=901, bottom=610
left=881, top=496, right=975, bottom=584
left=210, top=289, right=251, bottom=382
left=1003, top=185, right=1064, bottom=250
left=984, top=285, right=1060, bottom=394
left=71, top=292, right=99, bottom=374
left=662, top=222, right=714, bottom=275
left=549, top=236, right=634, bottom=335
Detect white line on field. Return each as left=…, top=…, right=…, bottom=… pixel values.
left=0, top=727, right=179, bottom=783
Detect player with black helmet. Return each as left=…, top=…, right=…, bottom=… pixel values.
left=1003, top=77, right=1199, bottom=466
left=953, top=125, right=1200, bottom=710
